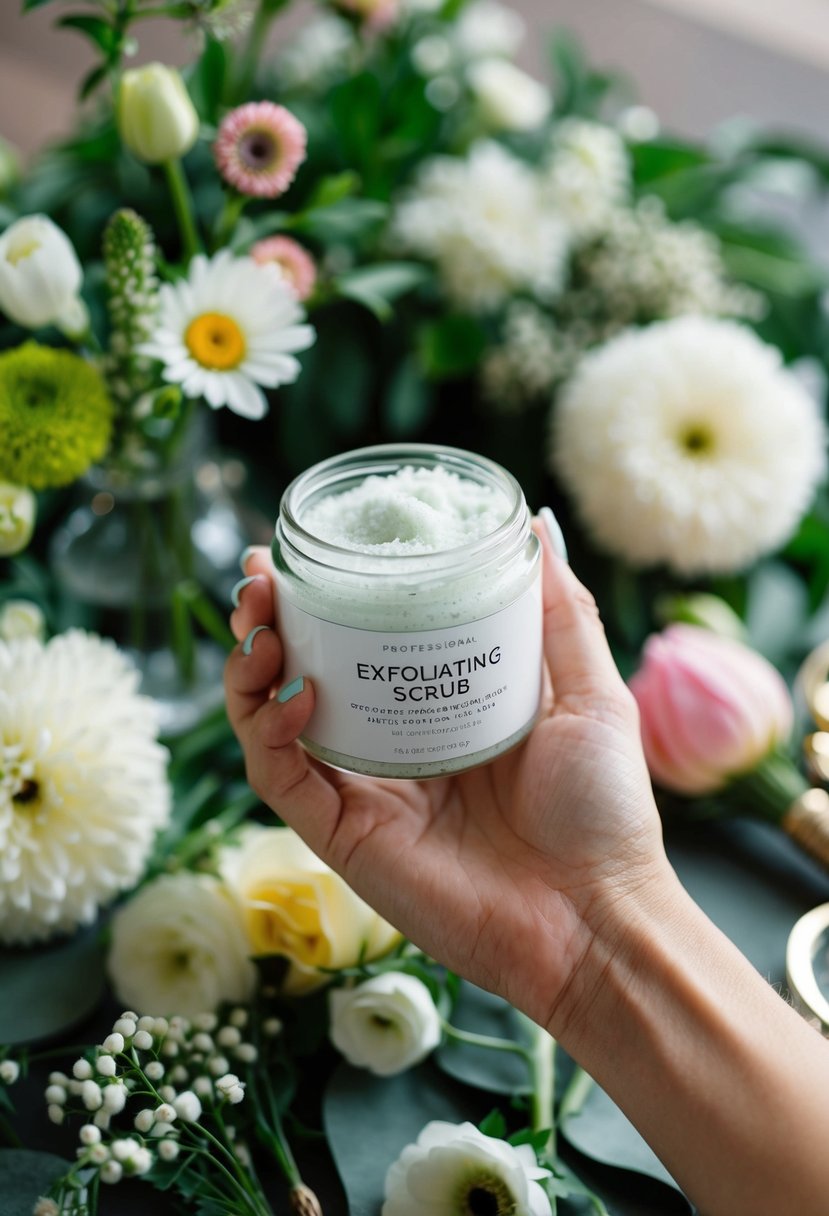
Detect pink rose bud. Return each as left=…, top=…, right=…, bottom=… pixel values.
left=629, top=624, right=793, bottom=795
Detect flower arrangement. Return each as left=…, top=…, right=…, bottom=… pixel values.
left=2, top=0, right=829, bottom=1213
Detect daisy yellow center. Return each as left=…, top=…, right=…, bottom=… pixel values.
left=185, top=312, right=247, bottom=371
left=678, top=422, right=716, bottom=456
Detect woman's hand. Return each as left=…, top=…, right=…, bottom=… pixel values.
left=224, top=526, right=669, bottom=1033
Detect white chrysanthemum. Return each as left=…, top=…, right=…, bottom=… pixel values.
left=393, top=142, right=568, bottom=312
left=552, top=317, right=828, bottom=575
left=140, top=251, right=315, bottom=421
left=274, top=15, right=355, bottom=88
left=383, top=1121, right=552, bottom=1216
left=453, top=0, right=525, bottom=60
left=0, top=631, right=170, bottom=945
left=545, top=118, right=631, bottom=241
left=108, top=872, right=257, bottom=1017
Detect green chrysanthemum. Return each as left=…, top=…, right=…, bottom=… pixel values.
left=0, top=342, right=112, bottom=489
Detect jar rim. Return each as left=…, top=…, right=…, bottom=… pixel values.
left=275, top=443, right=529, bottom=577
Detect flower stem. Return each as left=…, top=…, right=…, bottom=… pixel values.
left=440, top=1020, right=532, bottom=1059
left=526, top=1019, right=556, bottom=1159
left=724, top=750, right=809, bottom=825
left=163, top=158, right=201, bottom=263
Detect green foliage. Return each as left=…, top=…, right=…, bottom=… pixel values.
left=0, top=1151, right=73, bottom=1216
left=0, top=926, right=106, bottom=1046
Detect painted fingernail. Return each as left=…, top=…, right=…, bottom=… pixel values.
left=539, top=507, right=568, bottom=563
left=277, top=676, right=305, bottom=703
left=231, top=575, right=259, bottom=608
left=242, top=625, right=270, bottom=656
left=239, top=546, right=257, bottom=573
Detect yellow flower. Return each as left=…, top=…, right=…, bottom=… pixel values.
left=220, top=827, right=401, bottom=994
left=117, top=64, right=199, bottom=165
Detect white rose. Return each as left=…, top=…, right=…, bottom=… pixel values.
left=0, top=216, right=83, bottom=331
left=383, top=1120, right=553, bottom=1216
left=454, top=0, right=525, bottom=59
left=329, top=972, right=442, bottom=1076
left=220, top=827, right=401, bottom=995
left=107, top=872, right=257, bottom=1017
left=0, top=484, right=36, bottom=557
left=467, top=59, right=551, bottom=132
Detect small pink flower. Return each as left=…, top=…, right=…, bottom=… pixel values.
left=251, top=236, right=317, bottom=301
left=629, top=624, right=793, bottom=795
left=214, top=102, right=307, bottom=199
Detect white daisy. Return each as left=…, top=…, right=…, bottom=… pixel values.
left=383, top=1121, right=552, bottom=1216
left=552, top=316, right=827, bottom=576
left=141, top=251, right=315, bottom=420
left=0, top=631, right=170, bottom=945
left=393, top=142, right=568, bottom=312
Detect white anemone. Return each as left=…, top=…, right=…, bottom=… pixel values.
left=140, top=251, right=315, bottom=420
left=0, top=631, right=170, bottom=944
left=552, top=316, right=827, bottom=576
left=329, top=972, right=442, bottom=1076
left=383, top=1121, right=552, bottom=1216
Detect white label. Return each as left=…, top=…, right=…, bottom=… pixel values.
left=276, top=576, right=542, bottom=767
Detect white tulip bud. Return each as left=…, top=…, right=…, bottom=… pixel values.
left=0, top=485, right=36, bottom=558
left=0, top=215, right=83, bottom=331
left=117, top=64, right=199, bottom=165
left=467, top=59, right=551, bottom=132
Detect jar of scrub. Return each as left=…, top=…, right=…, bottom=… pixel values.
left=272, top=444, right=543, bottom=779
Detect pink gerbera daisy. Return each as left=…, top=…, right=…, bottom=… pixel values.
left=251, top=236, right=317, bottom=302
left=214, top=102, right=307, bottom=198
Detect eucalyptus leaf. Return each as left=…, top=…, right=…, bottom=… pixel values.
left=0, top=1150, right=71, bottom=1215
left=0, top=923, right=106, bottom=1046
left=336, top=262, right=428, bottom=321
left=324, top=1062, right=490, bottom=1216
left=745, top=561, right=809, bottom=664
left=435, top=981, right=532, bottom=1095
left=293, top=197, right=388, bottom=241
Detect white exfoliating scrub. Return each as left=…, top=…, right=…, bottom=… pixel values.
left=272, top=444, right=543, bottom=778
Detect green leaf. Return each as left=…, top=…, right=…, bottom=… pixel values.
left=745, top=561, right=810, bottom=664
left=478, top=1108, right=507, bottom=1138
left=330, top=71, right=383, bottom=165
left=417, top=315, right=487, bottom=379
left=631, top=140, right=711, bottom=186
left=435, top=982, right=532, bottom=1095
left=292, top=197, right=388, bottom=241
left=384, top=356, right=432, bottom=437
left=0, top=923, right=106, bottom=1046
left=306, top=170, right=361, bottom=210
left=57, top=14, right=119, bottom=55
left=186, top=37, right=228, bottom=124
left=0, top=1151, right=72, bottom=1216
left=79, top=62, right=110, bottom=101
left=22, top=0, right=58, bottom=9
left=324, top=1062, right=491, bottom=1216
left=335, top=262, right=428, bottom=322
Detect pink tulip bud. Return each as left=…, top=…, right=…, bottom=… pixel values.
left=629, top=624, right=793, bottom=795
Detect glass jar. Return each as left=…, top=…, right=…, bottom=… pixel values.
left=272, top=444, right=543, bottom=778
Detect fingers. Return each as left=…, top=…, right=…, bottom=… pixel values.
left=533, top=517, right=628, bottom=707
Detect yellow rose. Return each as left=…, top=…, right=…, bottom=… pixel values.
left=221, top=827, right=401, bottom=994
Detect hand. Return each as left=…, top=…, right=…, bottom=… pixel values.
left=224, top=526, right=670, bottom=1032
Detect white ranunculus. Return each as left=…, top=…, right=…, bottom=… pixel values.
left=0, top=599, right=45, bottom=642
left=107, top=872, right=257, bottom=1016
left=0, top=483, right=36, bottom=557
left=383, top=1121, right=552, bottom=1216
left=467, top=59, right=551, bottom=132
left=220, top=827, right=401, bottom=995
left=453, top=0, right=525, bottom=59
left=0, top=216, right=83, bottom=331
left=329, top=972, right=442, bottom=1076
left=552, top=316, right=828, bottom=576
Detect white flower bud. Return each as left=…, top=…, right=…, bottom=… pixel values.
left=161, top=1040, right=179, bottom=1058
left=0, top=597, right=44, bottom=641
left=101, top=1160, right=123, bottom=1185
left=0, top=1060, right=20, bottom=1085
left=150, top=1121, right=176, bottom=1137
left=117, top=64, right=199, bottom=165
left=329, top=972, right=442, bottom=1077
left=158, top=1085, right=176, bottom=1102
left=173, top=1091, right=202, bottom=1123
left=0, top=215, right=83, bottom=331
left=33, top=1199, right=59, bottom=1216
left=169, top=1065, right=189, bottom=1085
left=193, top=1012, right=218, bottom=1032
left=44, top=1084, right=66, bottom=1105
left=130, top=1147, right=153, bottom=1175
left=154, top=1103, right=177, bottom=1124
left=137, top=1016, right=156, bottom=1033
left=134, top=1109, right=155, bottom=1133
left=81, top=1080, right=103, bottom=1111
left=145, top=1061, right=165, bottom=1081
left=133, top=1030, right=154, bottom=1051
left=234, top=1044, right=257, bottom=1064
left=192, top=1033, right=214, bottom=1053
left=88, top=1143, right=109, bottom=1165
left=113, top=1017, right=137, bottom=1038
left=103, top=1033, right=125, bottom=1055
left=73, top=1059, right=93, bottom=1081
left=158, top=1139, right=179, bottom=1162
left=48, top=1072, right=69, bottom=1087
left=208, top=1056, right=230, bottom=1076
left=193, top=1076, right=213, bottom=1098
left=228, top=1008, right=248, bottom=1028
left=102, top=1083, right=127, bottom=1114
left=263, top=1017, right=283, bottom=1037
left=216, top=1026, right=241, bottom=1049
left=68, top=1080, right=83, bottom=1096
left=96, top=1056, right=117, bottom=1077
left=153, top=1018, right=170, bottom=1037
left=92, top=1110, right=111, bottom=1130
left=111, top=1138, right=139, bottom=1162
left=168, top=1016, right=190, bottom=1037
left=79, top=1124, right=102, bottom=1145
left=467, top=58, right=551, bottom=132
left=47, top=1104, right=64, bottom=1125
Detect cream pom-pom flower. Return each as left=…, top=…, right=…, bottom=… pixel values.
left=140, top=250, right=315, bottom=420
left=551, top=316, right=827, bottom=576
left=108, top=872, right=257, bottom=1016
left=0, top=631, right=170, bottom=945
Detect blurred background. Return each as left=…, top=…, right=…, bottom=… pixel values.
left=4, top=0, right=829, bottom=157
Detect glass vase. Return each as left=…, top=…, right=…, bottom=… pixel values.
left=50, top=412, right=248, bottom=735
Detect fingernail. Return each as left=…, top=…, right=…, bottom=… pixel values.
left=231, top=575, right=259, bottom=608
left=239, top=546, right=256, bottom=573
left=277, top=676, right=305, bottom=703
left=242, top=625, right=270, bottom=656
left=539, top=507, right=568, bottom=563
